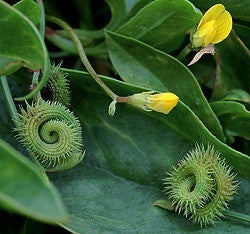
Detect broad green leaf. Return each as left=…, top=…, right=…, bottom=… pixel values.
left=211, top=101, right=250, bottom=141
left=116, top=0, right=202, bottom=53
left=51, top=164, right=250, bottom=233
left=0, top=1, right=44, bottom=71
left=48, top=69, right=249, bottom=233
left=1, top=69, right=249, bottom=232
left=234, top=24, right=250, bottom=49
left=0, top=139, right=67, bottom=223
left=211, top=31, right=250, bottom=100
left=105, top=31, right=226, bottom=142
left=126, top=0, right=153, bottom=19
left=190, top=0, right=250, bottom=22
left=13, top=0, right=41, bottom=25
left=64, top=69, right=249, bottom=179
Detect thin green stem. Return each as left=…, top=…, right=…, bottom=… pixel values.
left=224, top=210, right=250, bottom=223
left=46, top=15, right=117, bottom=100
left=0, top=76, right=19, bottom=126
left=177, top=44, right=192, bottom=62
left=32, top=71, right=39, bottom=85
left=14, top=1, right=50, bottom=101
left=30, top=0, right=45, bottom=102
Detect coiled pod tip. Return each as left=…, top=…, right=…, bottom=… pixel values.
left=162, top=144, right=238, bottom=226
left=14, top=99, right=84, bottom=171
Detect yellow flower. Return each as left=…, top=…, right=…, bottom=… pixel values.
left=192, top=4, right=232, bottom=48
left=147, top=93, right=179, bottom=114
left=129, top=92, right=179, bottom=114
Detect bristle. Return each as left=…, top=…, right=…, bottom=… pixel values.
left=15, top=99, right=84, bottom=171
left=163, top=144, right=238, bottom=226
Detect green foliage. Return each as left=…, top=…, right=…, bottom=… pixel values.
left=211, top=101, right=250, bottom=141
left=190, top=0, right=250, bottom=22
left=0, top=1, right=44, bottom=71
left=212, top=31, right=250, bottom=100
left=116, top=0, right=202, bottom=53
left=13, top=0, right=41, bottom=25
left=0, top=0, right=249, bottom=233
left=48, top=71, right=250, bottom=233
left=0, top=139, right=67, bottom=223
left=105, top=31, right=226, bottom=142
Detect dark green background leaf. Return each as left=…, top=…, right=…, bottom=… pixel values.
left=190, top=0, right=250, bottom=22
left=234, top=24, right=250, bottom=49
left=212, top=31, right=250, bottom=100
left=211, top=101, right=250, bottom=140
left=105, top=31, right=226, bottom=142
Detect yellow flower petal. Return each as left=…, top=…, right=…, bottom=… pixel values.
left=211, top=11, right=232, bottom=44
left=148, top=93, right=179, bottom=114
left=198, top=4, right=225, bottom=28
left=191, top=4, right=232, bottom=48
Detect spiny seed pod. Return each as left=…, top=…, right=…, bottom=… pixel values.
left=14, top=100, right=84, bottom=171
left=41, top=63, right=71, bottom=107
left=164, top=145, right=238, bottom=226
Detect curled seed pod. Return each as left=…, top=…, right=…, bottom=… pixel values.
left=41, top=63, right=71, bottom=107
left=164, top=145, right=238, bottom=226
left=15, top=100, right=84, bottom=171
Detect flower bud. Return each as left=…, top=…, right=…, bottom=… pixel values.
left=147, top=92, right=179, bottom=114
left=129, top=92, right=179, bottom=114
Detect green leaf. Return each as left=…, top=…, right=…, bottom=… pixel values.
left=105, top=30, right=226, bottom=142
left=0, top=57, right=23, bottom=76
left=222, top=89, right=250, bottom=105
left=234, top=24, right=250, bottom=49
left=49, top=69, right=250, bottom=233
left=116, top=0, right=202, bottom=53
left=190, top=0, right=250, bottom=22
left=0, top=139, right=67, bottom=223
left=0, top=1, right=44, bottom=71
left=65, top=69, right=249, bottom=179
left=1, top=69, right=249, bottom=232
left=211, top=101, right=250, bottom=141
left=212, top=31, right=250, bottom=100
left=51, top=165, right=250, bottom=233
left=13, top=0, right=41, bottom=25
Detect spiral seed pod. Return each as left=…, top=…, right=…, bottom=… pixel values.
left=15, top=100, right=84, bottom=171
left=164, top=145, right=238, bottom=226
left=41, top=63, right=71, bottom=107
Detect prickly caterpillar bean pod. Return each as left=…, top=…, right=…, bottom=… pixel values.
left=164, top=145, right=238, bottom=226
left=41, top=63, right=71, bottom=107
left=14, top=99, right=84, bottom=171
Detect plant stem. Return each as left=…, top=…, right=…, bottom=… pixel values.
left=14, top=1, right=50, bottom=101
left=224, top=210, right=250, bottom=223
left=177, top=44, right=192, bottom=62
left=46, top=15, right=118, bottom=100
left=31, top=0, right=45, bottom=102
left=0, top=76, right=19, bottom=126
